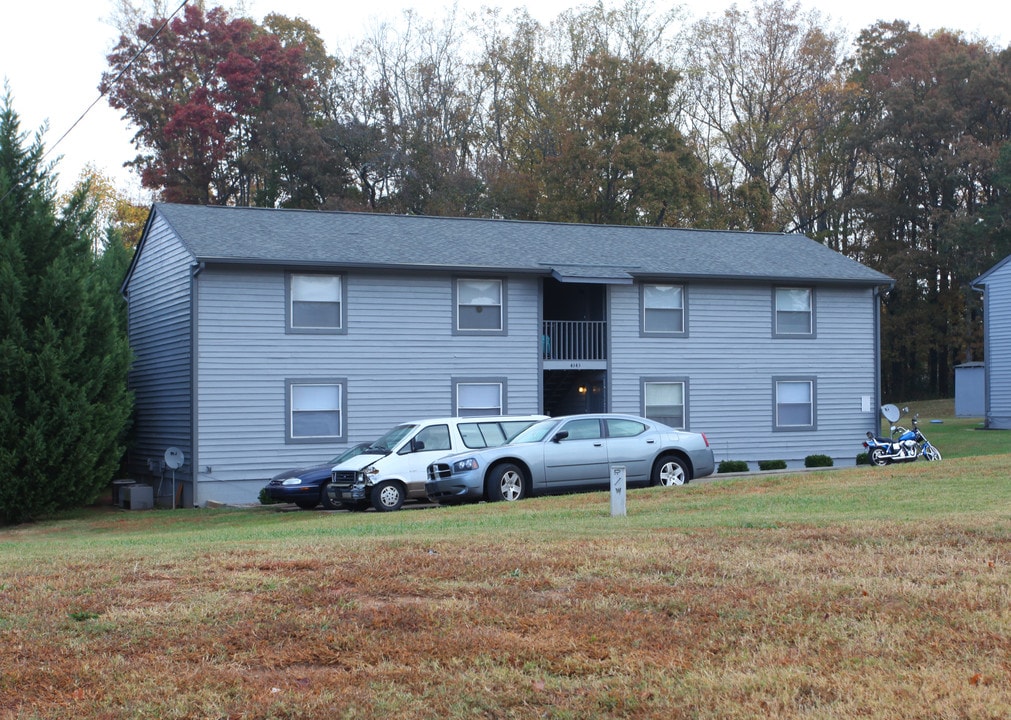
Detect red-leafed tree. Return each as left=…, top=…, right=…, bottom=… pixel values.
left=102, top=4, right=341, bottom=206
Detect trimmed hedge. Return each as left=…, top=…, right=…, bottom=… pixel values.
left=804, top=454, right=834, bottom=468
left=758, top=460, right=787, bottom=471
left=718, top=460, right=749, bottom=473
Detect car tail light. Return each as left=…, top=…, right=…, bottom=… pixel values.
left=701, top=432, right=710, bottom=447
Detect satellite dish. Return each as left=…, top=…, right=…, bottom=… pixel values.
left=163, top=448, right=185, bottom=510
left=880, top=404, right=900, bottom=423
left=164, top=447, right=185, bottom=470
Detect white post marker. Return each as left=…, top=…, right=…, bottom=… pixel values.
left=610, top=465, right=626, bottom=517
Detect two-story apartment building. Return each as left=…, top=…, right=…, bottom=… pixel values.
left=972, top=255, right=1011, bottom=429
left=122, top=203, right=893, bottom=506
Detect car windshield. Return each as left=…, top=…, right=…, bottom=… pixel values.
left=328, top=442, right=369, bottom=465
left=510, top=418, right=562, bottom=444
left=364, top=424, right=416, bottom=454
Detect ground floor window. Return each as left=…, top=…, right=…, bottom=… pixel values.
left=287, top=380, right=345, bottom=442
left=774, top=378, right=815, bottom=429
left=643, top=379, right=686, bottom=429
left=454, top=380, right=505, bottom=416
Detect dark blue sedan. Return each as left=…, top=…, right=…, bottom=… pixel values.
left=262, top=443, right=370, bottom=510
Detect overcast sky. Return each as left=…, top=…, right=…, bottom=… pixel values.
left=1, top=0, right=1008, bottom=198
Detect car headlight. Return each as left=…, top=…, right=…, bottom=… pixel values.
left=361, top=466, right=379, bottom=485
left=281, top=478, right=302, bottom=486
left=452, top=458, right=479, bottom=473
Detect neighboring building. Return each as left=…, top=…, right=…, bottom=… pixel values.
left=972, top=258, right=1011, bottom=428
left=122, top=204, right=894, bottom=506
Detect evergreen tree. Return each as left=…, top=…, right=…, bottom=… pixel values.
left=0, top=93, right=133, bottom=524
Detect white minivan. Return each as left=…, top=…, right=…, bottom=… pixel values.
left=327, top=415, right=547, bottom=511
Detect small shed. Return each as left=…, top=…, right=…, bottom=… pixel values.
left=954, top=362, right=984, bottom=417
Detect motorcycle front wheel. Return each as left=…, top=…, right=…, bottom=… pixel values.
left=869, top=448, right=889, bottom=466
left=922, top=446, right=941, bottom=461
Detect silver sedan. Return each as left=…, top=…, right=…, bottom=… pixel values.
left=425, top=414, right=715, bottom=504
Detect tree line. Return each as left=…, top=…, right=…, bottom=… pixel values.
left=102, top=0, right=1011, bottom=400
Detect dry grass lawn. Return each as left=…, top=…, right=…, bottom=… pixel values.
left=1, top=454, right=1009, bottom=719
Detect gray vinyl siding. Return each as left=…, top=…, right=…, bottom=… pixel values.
left=122, top=215, right=195, bottom=501
left=609, top=281, right=879, bottom=465
left=982, top=264, right=1011, bottom=428
left=191, top=267, right=542, bottom=504
left=125, top=205, right=894, bottom=505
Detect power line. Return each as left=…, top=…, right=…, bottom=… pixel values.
left=41, top=0, right=191, bottom=164
left=1, top=0, right=190, bottom=204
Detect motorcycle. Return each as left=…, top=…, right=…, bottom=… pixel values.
left=863, top=405, right=942, bottom=466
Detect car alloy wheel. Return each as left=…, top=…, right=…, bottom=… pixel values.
left=655, top=457, right=688, bottom=486
left=488, top=463, right=526, bottom=502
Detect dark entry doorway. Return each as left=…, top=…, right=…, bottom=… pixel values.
left=543, top=369, right=606, bottom=417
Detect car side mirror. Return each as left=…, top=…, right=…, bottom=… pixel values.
left=411, top=439, right=426, bottom=452
left=552, top=431, right=569, bottom=443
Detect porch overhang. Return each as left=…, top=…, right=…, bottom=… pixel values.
left=548, top=264, right=635, bottom=284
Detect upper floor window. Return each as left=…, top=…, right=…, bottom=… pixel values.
left=642, top=284, right=685, bottom=334
left=775, top=378, right=815, bottom=430
left=456, top=278, right=504, bottom=332
left=774, top=287, right=813, bottom=336
left=288, top=273, right=344, bottom=333
left=287, top=380, right=345, bottom=442
left=454, top=381, right=504, bottom=417
left=643, top=380, right=686, bottom=430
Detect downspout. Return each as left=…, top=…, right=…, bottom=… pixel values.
left=874, top=286, right=882, bottom=420
left=190, top=262, right=205, bottom=507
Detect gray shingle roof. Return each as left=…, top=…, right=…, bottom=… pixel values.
left=151, top=203, right=893, bottom=286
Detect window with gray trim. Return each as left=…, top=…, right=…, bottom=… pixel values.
left=643, top=380, right=686, bottom=429
left=642, top=284, right=685, bottom=334
left=455, top=278, right=503, bottom=332
left=774, top=287, right=813, bottom=336
left=454, top=380, right=504, bottom=416
left=774, top=378, right=815, bottom=430
left=287, top=380, right=345, bottom=442
left=288, top=273, right=344, bottom=333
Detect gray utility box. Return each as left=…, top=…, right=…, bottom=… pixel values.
left=122, top=484, right=154, bottom=510
left=111, top=479, right=136, bottom=505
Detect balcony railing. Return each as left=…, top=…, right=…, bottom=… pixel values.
left=542, top=320, right=607, bottom=361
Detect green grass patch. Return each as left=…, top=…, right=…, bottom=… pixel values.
left=878, top=398, right=1009, bottom=460
left=1, top=399, right=1009, bottom=719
